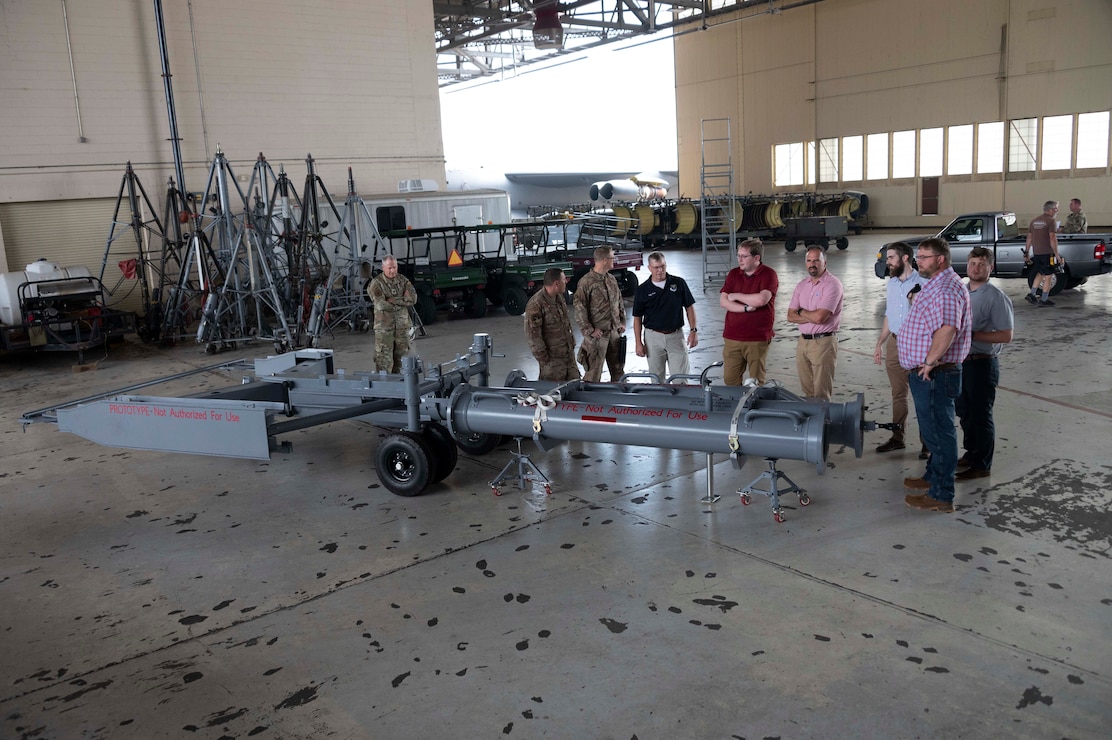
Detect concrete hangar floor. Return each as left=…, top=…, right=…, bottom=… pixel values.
left=2, top=231, right=1110, bottom=739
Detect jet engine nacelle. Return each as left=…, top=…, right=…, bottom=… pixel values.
left=589, top=180, right=669, bottom=202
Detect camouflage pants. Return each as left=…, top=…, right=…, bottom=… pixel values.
left=375, top=327, right=411, bottom=373
left=577, top=331, right=625, bottom=382
left=538, top=358, right=581, bottom=383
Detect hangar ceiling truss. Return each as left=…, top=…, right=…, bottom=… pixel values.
left=434, top=1, right=821, bottom=87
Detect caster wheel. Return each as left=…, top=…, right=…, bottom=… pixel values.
left=740, top=493, right=751, bottom=505
left=799, top=493, right=812, bottom=506
left=774, top=511, right=786, bottom=523
left=543, top=484, right=552, bottom=496
left=492, top=486, right=502, bottom=497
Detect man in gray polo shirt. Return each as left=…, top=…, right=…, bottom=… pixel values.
left=954, top=246, right=1014, bottom=480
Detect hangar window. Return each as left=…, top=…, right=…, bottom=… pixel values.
left=1008, top=118, right=1037, bottom=172
left=774, top=143, right=805, bottom=186
left=807, top=141, right=817, bottom=184
left=920, top=128, right=943, bottom=177
left=1075, top=111, right=1109, bottom=168
left=977, top=122, right=1004, bottom=173
left=892, top=130, right=916, bottom=178
left=866, top=133, right=888, bottom=180
left=947, top=125, right=973, bottom=175
left=818, top=138, right=839, bottom=183
left=1041, top=115, right=1073, bottom=170
left=842, top=135, right=863, bottom=181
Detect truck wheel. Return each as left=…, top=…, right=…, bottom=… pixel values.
left=836, top=237, right=849, bottom=250
left=785, top=238, right=797, bottom=252
left=617, top=270, right=638, bottom=296
left=503, top=285, right=529, bottom=316
left=1027, top=270, right=1065, bottom=297
left=466, top=289, right=488, bottom=318
left=375, top=432, right=433, bottom=497
left=416, top=293, right=437, bottom=325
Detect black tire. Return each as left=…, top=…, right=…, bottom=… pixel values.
left=785, top=238, right=797, bottom=252
left=422, top=424, right=459, bottom=483
left=375, top=432, right=433, bottom=497
left=466, top=289, right=488, bottom=319
left=416, top=293, right=437, bottom=325
left=617, top=270, right=638, bottom=297
left=836, top=237, right=849, bottom=250
left=453, top=430, right=502, bottom=456
left=503, top=285, right=529, bottom=316
left=1065, top=276, right=1087, bottom=290
left=1026, top=269, right=1066, bottom=297
left=567, top=273, right=581, bottom=294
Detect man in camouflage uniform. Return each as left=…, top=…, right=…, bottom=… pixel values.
left=574, top=246, right=626, bottom=382
left=367, top=255, right=417, bottom=373
left=524, top=268, right=580, bottom=382
left=1062, top=198, right=1087, bottom=234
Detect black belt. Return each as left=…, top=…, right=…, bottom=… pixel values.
left=912, top=362, right=959, bottom=373
left=800, top=332, right=836, bottom=340
left=648, top=327, right=680, bottom=335
left=965, top=353, right=995, bottom=361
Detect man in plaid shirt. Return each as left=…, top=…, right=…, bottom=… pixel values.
left=896, top=237, right=972, bottom=512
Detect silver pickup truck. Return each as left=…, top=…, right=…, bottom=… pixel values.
left=874, top=211, right=1111, bottom=296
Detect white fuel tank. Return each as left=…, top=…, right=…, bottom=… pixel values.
left=0, top=259, right=94, bottom=326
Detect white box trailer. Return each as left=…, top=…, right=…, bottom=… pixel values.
left=359, top=188, right=512, bottom=263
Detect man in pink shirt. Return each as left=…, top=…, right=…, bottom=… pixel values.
left=786, top=248, right=843, bottom=400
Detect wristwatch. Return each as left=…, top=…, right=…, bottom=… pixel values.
left=689, top=328, right=697, bottom=332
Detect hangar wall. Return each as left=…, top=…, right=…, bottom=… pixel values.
left=674, top=0, right=1112, bottom=228
left=0, top=0, right=444, bottom=271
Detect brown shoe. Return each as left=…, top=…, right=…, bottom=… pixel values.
left=955, top=468, right=990, bottom=481
left=918, top=446, right=930, bottom=460
left=905, top=493, right=954, bottom=512
left=903, top=477, right=931, bottom=491
left=876, top=438, right=906, bottom=453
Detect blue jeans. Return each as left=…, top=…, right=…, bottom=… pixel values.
left=909, top=367, right=962, bottom=502
left=955, top=357, right=999, bottom=471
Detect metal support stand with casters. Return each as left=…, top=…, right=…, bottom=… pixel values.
left=490, top=437, right=552, bottom=496
left=737, top=457, right=811, bottom=523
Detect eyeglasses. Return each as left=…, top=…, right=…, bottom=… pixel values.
left=916, top=253, right=942, bottom=262
left=737, top=253, right=755, bottom=259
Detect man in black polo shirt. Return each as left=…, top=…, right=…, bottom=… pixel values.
left=632, top=252, right=698, bottom=382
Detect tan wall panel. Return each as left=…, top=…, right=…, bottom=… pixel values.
left=0, top=0, right=444, bottom=207
left=674, top=0, right=1112, bottom=226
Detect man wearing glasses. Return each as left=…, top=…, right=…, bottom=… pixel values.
left=896, top=237, right=972, bottom=513
left=719, top=238, right=778, bottom=385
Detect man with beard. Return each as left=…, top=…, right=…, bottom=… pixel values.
left=873, top=242, right=926, bottom=453
left=786, top=247, right=843, bottom=400
left=897, top=237, right=972, bottom=513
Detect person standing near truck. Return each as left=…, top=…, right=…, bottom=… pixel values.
left=367, top=255, right=417, bottom=373
left=574, top=246, right=626, bottom=382
left=955, top=247, right=1014, bottom=481
left=1024, top=200, right=1062, bottom=307
left=1061, top=198, right=1087, bottom=234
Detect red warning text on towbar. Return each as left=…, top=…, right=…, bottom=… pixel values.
left=108, top=403, right=242, bottom=422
